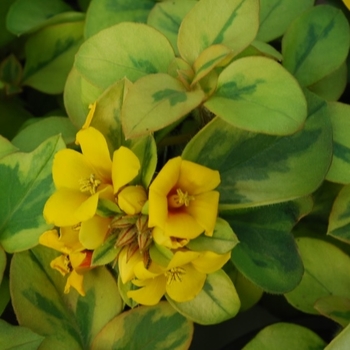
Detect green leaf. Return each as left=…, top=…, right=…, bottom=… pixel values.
left=131, top=135, right=157, bottom=188
left=205, top=56, right=307, bottom=135
left=91, top=301, right=193, bottom=350
left=149, top=242, right=174, bottom=267
left=11, top=245, right=123, bottom=349
left=242, top=323, right=326, bottom=350
left=0, top=135, right=65, bottom=253
left=0, top=319, right=45, bottom=350
left=285, top=237, right=350, bottom=314
left=122, top=73, right=204, bottom=138
left=91, top=232, right=120, bottom=266
left=178, top=0, right=259, bottom=65
left=315, top=295, right=350, bottom=327
left=308, top=62, right=347, bottom=102
left=23, top=21, right=84, bottom=94
left=282, top=5, right=350, bottom=87
left=64, top=67, right=105, bottom=128
left=0, top=0, right=16, bottom=48
left=0, top=246, right=5, bottom=285
left=0, top=135, right=18, bottom=159
left=75, top=22, right=175, bottom=89
left=167, top=269, right=240, bottom=325
left=0, top=276, right=10, bottom=316
left=6, top=0, right=72, bottom=35
left=222, top=198, right=310, bottom=293
left=325, top=323, right=350, bottom=350
left=183, top=90, right=332, bottom=208
left=328, top=184, right=350, bottom=243
left=12, top=117, right=77, bottom=152
left=85, top=0, right=155, bottom=39
left=234, top=40, right=283, bottom=61
left=0, top=54, right=22, bottom=86
left=257, top=0, right=314, bottom=42
left=326, top=102, right=350, bottom=184
left=186, top=217, right=239, bottom=254
left=117, top=275, right=138, bottom=308
left=147, top=0, right=197, bottom=56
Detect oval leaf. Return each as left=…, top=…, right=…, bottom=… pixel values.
left=23, top=21, right=84, bottom=94
left=178, top=0, right=259, bottom=64
left=222, top=198, right=310, bottom=293
left=0, top=135, right=65, bottom=253
left=75, top=22, right=176, bottom=89
left=315, top=295, right=350, bottom=327
left=285, top=237, right=350, bottom=314
left=205, top=56, right=307, bottom=135
left=243, top=323, right=326, bottom=350
left=0, top=319, right=45, bottom=350
left=326, top=323, right=350, bottom=350
left=328, top=184, right=350, bottom=243
left=282, top=5, right=350, bottom=87
left=167, top=269, right=240, bottom=325
left=11, top=245, right=123, bottom=349
left=91, top=301, right=193, bottom=350
left=256, top=0, right=314, bottom=42
left=0, top=246, right=5, bottom=285
left=122, top=73, right=205, bottom=139
left=183, top=90, right=332, bottom=208
left=0, top=135, right=18, bottom=159
left=326, top=102, right=350, bottom=184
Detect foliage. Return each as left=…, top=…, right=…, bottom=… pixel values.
left=1, top=0, right=350, bottom=348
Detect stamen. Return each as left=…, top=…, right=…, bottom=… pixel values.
left=168, top=189, right=195, bottom=208
left=166, top=267, right=186, bottom=285
left=79, top=174, right=101, bottom=195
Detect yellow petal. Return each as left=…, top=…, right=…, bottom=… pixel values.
left=112, top=146, right=140, bottom=194
left=69, top=251, right=87, bottom=269
left=44, top=188, right=88, bottom=226
left=168, top=250, right=201, bottom=269
left=133, top=260, right=163, bottom=280
left=191, top=251, right=231, bottom=274
left=50, top=255, right=70, bottom=276
left=118, top=248, right=143, bottom=284
left=152, top=227, right=189, bottom=249
left=39, top=229, right=68, bottom=254
left=166, top=264, right=206, bottom=302
left=74, top=192, right=100, bottom=222
left=148, top=190, right=168, bottom=228
left=127, top=275, right=166, bottom=305
left=185, top=191, right=219, bottom=235
left=164, top=212, right=204, bottom=239
left=76, top=127, right=112, bottom=182
left=118, top=185, right=147, bottom=215
left=59, top=226, right=84, bottom=252
left=343, top=0, right=350, bottom=10
left=82, top=102, right=96, bottom=129
left=53, top=149, right=93, bottom=190
left=178, top=160, right=220, bottom=195
left=79, top=215, right=110, bottom=250
left=65, top=270, right=85, bottom=296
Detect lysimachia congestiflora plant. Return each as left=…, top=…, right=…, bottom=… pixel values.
left=1, top=0, right=350, bottom=348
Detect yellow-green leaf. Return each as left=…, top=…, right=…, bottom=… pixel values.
left=122, top=73, right=205, bottom=139
left=315, top=295, right=350, bottom=327
left=178, top=0, right=259, bottom=65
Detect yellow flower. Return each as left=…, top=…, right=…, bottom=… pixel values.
left=127, top=250, right=230, bottom=305
left=44, top=126, right=143, bottom=226
left=148, top=157, right=220, bottom=239
left=39, top=228, right=92, bottom=296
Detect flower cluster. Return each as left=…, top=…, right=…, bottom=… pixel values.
left=40, top=105, right=230, bottom=304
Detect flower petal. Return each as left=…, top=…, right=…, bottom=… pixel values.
left=148, top=190, right=168, bottom=228
left=40, top=229, right=68, bottom=254
left=82, top=102, right=96, bottom=129
left=112, top=146, right=140, bottom=194
left=178, top=160, right=220, bottom=195
left=168, top=250, right=201, bottom=269
left=44, top=188, right=88, bottom=226
left=192, top=251, right=231, bottom=274
left=118, top=185, right=147, bottom=215
left=79, top=215, right=110, bottom=250
left=164, top=211, right=204, bottom=239
left=133, top=260, right=164, bottom=280
left=50, top=255, right=70, bottom=276
left=152, top=227, right=189, bottom=249
left=118, top=248, right=143, bottom=284
left=70, top=251, right=87, bottom=269
left=74, top=192, right=100, bottom=222
left=185, top=191, right=220, bottom=235
left=53, top=149, right=93, bottom=190
left=166, top=264, right=206, bottom=302
left=76, top=127, right=112, bottom=182
left=127, top=275, right=166, bottom=305
left=65, top=270, right=85, bottom=296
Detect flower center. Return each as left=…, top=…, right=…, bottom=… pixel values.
left=166, top=267, right=186, bottom=285
left=168, top=189, right=195, bottom=208
left=79, top=174, right=101, bottom=195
